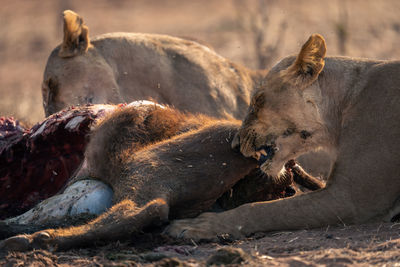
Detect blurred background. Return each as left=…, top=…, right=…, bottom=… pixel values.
left=1, top=0, right=400, bottom=124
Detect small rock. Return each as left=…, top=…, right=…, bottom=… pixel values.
left=206, top=247, right=250, bottom=266
left=156, top=257, right=188, bottom=267
left=106, top=253, right=141, bottom=261
left=140, top=252, right=168, bottom=262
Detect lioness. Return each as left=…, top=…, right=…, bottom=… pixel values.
left=42, top=10, right=264, bottom=119
left=165, top=34, right=400, bottom=241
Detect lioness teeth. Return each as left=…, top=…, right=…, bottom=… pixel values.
left=255, top=149, right=268, bottom=161
left=259, top=149, right=268, bottom=156
left=257, top=146, right=276, bottom=165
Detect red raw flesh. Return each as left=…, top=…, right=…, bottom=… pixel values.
left=0, top=106, right=110, bottom=219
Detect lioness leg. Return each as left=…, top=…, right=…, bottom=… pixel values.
left=0, top=198, right=169, bottom=251
left=165, top=183, right=352, bottom=241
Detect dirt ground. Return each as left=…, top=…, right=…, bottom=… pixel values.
left=2, top=0, right=400, bottom=266
left=1, top=222, right=400, bottom=266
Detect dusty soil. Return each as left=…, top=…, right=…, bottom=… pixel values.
left=1, top=222, right=400, bottom=266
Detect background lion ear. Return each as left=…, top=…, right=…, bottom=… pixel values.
left=58, top=10, right=91, bottom=58
left=286, top=34, right=326, bottom=87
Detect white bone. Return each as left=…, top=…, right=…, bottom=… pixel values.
left=4, top=180, right=113, bottom=225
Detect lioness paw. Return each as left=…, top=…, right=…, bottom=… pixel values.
left=0, top=231, right=54, bottom=252
left=165, top=220, right=220, bottom=242
left=164, top=213, right=244, bottom=242
left=0, top=234, right=31, bottom=252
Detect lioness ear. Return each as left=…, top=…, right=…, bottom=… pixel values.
left=285, top=34, right=326, bottom=88
left=58, top=10, right=91, bottom=58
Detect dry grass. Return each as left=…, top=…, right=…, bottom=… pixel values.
left=2, top=0, right=400, bottom=123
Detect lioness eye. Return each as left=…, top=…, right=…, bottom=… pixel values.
left=300, top=130, right=312, bottom=139
left=283, top=127, right=296, bottom=137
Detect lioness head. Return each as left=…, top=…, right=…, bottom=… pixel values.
left=233, top=34, right=327, bottom=176
left=42, top=10, right=122, bottom=116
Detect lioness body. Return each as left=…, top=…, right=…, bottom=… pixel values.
left=166, top=34, right=400, bottom=241
left=42, top=11, right=264, bottom=118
